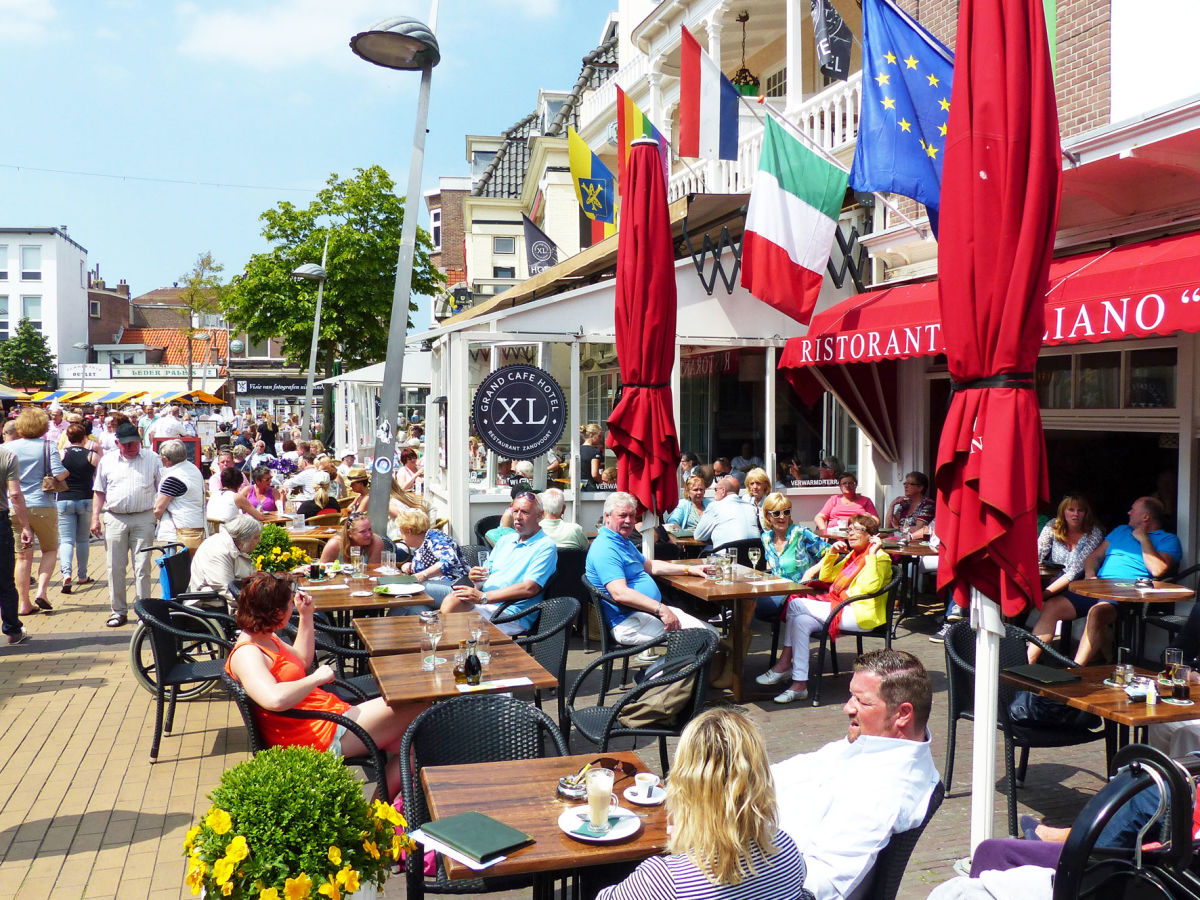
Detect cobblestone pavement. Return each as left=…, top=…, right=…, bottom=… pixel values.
left=0, top=552, right=1111, bottom=899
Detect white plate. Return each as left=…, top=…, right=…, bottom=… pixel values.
left=374, top=583, right=425, bottom=597
left=557, top=806, right=642, bottom=843
left=623, top=785, right=665, bottom=807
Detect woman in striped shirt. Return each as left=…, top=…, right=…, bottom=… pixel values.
left=597, top=707, right=812, bottom=900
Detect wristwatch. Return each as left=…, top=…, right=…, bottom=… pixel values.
left=480, top=592, right=488, bottom=606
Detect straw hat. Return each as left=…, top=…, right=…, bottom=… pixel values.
left=346, top=466, right=371, bottom=484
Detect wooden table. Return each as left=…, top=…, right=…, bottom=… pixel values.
left=884, top=542, right=939, bottom=634
left=658, top=562, right=808, bottom=702
left=1067, top=578, right=1195, bottom=661
left=1001, top=664, right=1200, bottom=763
left=353, top=612, right=512, bottom=656
left=301, top=569, right=434, bottom=626
left=421, top=750, right=667, bottom=892
left=369, top=640, right=556, bottom=705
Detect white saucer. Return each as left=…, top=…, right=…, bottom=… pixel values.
left=557, top=805, right=642, bottom=843
left=623, top=785, right=665, bottom=806
left=374, top=582, right=424, bottom=597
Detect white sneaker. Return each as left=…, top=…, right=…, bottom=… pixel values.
left=773, top=687, right=809, bottom=704
left=755, top=668, right=790, bottom=686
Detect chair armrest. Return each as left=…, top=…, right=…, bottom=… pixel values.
left=818, top=575, right=903, bottom=634
left=329, top=676, right=370, bottom=702
left=491, top=598, right=533, bottom=626
left=137, top=542, right=185, bottom=556
left=274, top=707, right=389, bottom=799
left=1009, top=624, right=1079, bottom=669
left=565, top=636, right=666, bottom=708
left=135, top=606, right=236, bottom=651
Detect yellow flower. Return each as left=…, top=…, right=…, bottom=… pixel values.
left=362, top=839, right=379, bottom=860
left=226, top=834, right=250, bottom=862
left=327, top=846, right=341, bottom=867
left=213, top=857, right=236, bottom=886
left=284, top=873, right=312, bottom=900
left=337, top=867, right=360, bottom=893
left=391, top=834, right=405, bottom=861
left=316, top=880, right=340, bottom=900
left=259, top=889, right=280, bottom=900
left=222, top=883, right=235, bottom=897
left=183, top=825, right=201, bottom=852
left=371, top=799, right=404, bottom=828
left=186, top=858, right=207, bottom=895
left=206, top=808, right=233, bottom=835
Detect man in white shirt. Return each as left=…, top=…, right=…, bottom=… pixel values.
left=283, top=453, right=324, bottom=502
left=772, top=649, right=940, bottom=900
left=337, top=450, right=356, bottom=479
left=45, top=406, right=67, bottom=444
left=247, top=440, right=274, bottom=470
left=150, top=406, right=185, bottom=439
left=694, top=477, right=760, bottom=548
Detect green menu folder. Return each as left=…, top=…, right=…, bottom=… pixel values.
left=421, top=811, right=534, bottom=863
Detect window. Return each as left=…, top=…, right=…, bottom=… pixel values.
left=492, top=266, right=516, bottom=279
left=80, top=260, right=85, bottom=287
left=247, top=338, right=271, bottom=358
left=1036, top=347, right=1177, bottom=410
left=471, top=150, right=496, bottom=181
left=431, top=209, right=442, bottom=250
left=89, top=299, right=101, bottom=318
left=21, top=296, right=41, bottom=331
left=110, top=351, right=136, bottom=365
left=20, top=247, right=40, bottom=281
left=0, top=246, right=7, bottom=280
left=763, top=66, right=787, bottom=98
left=0, top=297, right=8, bottom=341
left=493, top=236, right=516, bottom=254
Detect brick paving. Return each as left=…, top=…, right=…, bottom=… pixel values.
left=0, top=552, right=1113, bottom=899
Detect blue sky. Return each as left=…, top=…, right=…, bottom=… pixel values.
left=1, top=0, right=615, bottom=320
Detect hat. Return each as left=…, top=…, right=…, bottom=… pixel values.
left=115, top=422, right=141, bottom=444
left=346, top=466, right=370, bottom=483
left=339, top=449, right=356, bottom=460
left=405, top=437, right=422, bottom=448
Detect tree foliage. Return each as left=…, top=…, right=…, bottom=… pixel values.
left=0, top=318, right=56, bottom=388
left=222, top=166, right=443, bottom=381
left=176, top=251, right=225, bottom=390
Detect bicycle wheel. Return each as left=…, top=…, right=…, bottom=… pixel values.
left=129, top=610, right=225, bottom=699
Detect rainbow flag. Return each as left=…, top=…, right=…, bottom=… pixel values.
left=616, top=86, right=670, bottom=188
left=568, top=127, right=617, bottom=243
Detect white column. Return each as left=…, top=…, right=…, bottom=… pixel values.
left=786, top=0, right=806, bottom=116
left=448, top=335, right=472, bottom=542
left=765, top=345, right=777, bottom=487
left=707, top=12, right=727, bottom=191
left=648, top=66, right=664, bottom=133
left=569, top=339, right=581, bottom=525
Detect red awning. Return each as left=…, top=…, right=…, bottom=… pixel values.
left=780, top=229, right=1200, bottom=369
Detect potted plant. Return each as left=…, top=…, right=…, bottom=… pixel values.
left=253, top=524, right=311, bottom=574
left=184, top=746, right=412, bottom=899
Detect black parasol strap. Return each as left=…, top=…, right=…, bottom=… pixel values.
left=611, top=382, right=670, bottom=413
left=950, top=372, right=1035, bottom=393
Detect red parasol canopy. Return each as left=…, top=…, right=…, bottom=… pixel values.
left=606, top=138, right=681, bottom=516
left=933, top=0, right=1062, bottom=617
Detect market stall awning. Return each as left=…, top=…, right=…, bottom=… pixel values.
left=0, top=383, right=26, bottom=400
left=779, top=229, right=1200, bottom=462
left=188, top=390, right=225, bottom=405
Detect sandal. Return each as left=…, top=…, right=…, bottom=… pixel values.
left=76, top=576, right=94, bottom=586
left=34, top=596, right=53, bottom=612
left=105, top=612, right=127, bottom=628
left=19, top=606, right=38, bottom=616
left=61, top=578, right=71, bottom=595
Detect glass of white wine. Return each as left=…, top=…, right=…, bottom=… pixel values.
left=747, top=547, right=762, bottom=579
left=424, top=613, right=446, bottom=667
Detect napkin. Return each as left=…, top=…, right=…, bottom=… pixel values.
left=456, top=677, right=533, bottom=693
left=571, top=812, right=635, bottom=836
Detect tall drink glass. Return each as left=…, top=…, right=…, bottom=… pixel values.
left=585, top=768, right=615, bottom=835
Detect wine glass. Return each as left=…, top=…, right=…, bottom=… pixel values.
left=477, top=550, right=490, bottom=573
left=747, top=547, right=762, bottom=579
left=349, top=544, right=363, bottom=574
left=467, top=612, right=485, bottom=642
left=424, top=614, right=445, bottom=667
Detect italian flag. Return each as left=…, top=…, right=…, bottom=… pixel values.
left=741, top=116, right=849, bottom=325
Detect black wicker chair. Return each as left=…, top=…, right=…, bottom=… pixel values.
left=712, top=537, right=763, bottom=567
left=277, top=616, right=378, bottom=698
left=473, top=515, right=503, bottom=547
left=399, top=694, right=568, bottom=900
left=579, top=576, right=648, bottom=703
left=809, top=575, right=903, bottom=706
left=566, top=628, right=717, bottom=775
left=542, top=547, right=589, bottom=640
left=460, top=543, right=489, bottom=570
left=863, top=782, right=945, bottom=900
left=494, top=596, right=580, bottom=740
left=133, top=597, right=235, bottom=762
left=1139, top=563, right=1200, bottom=658
left=221, top=672, right=390, bottom=799
left=944, top=621, right=1106, bottom=836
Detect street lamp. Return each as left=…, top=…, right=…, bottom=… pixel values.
left=350, top=8, right=440, bottom=535
left=291, top=233, right=330, bottom=442
left=194, top=331, right=213, bottom=393
left=72, top=341, right=90, bottom=393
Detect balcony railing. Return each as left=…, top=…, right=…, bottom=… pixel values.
left=579, top=54, right=650, bottom=132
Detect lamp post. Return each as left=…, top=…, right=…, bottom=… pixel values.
left=291, top=233, right=330, bottom=442
left=72, top=341, right=90, bottom=393
left=194, top=331, right=213, bottom=393
left=350, top=8, right=440, bottom=535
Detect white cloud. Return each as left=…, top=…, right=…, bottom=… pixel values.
left=0, top=0, right=58, bottom=43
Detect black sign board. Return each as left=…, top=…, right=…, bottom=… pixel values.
left=232, top=376, right=325, bottom=398
left=472, top=364, right=566, bottom=460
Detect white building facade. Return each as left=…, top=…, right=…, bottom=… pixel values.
left=0, top=228, right=89, bottom=371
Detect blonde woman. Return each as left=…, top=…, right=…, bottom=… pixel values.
left=581, top=423, right=604, bottom=488
left=10, top=408, right=67, bottom=614
left=666, top=475, right=709, bottom=530
left=387, top=476, right=429, bottom=542
left=597, top=707, right=810, bottom=900
left=744, top=467, right=771, bottom=513
left=319, top=512, right=383, bottom=566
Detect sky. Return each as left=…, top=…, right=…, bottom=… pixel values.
left=0, top=0, right=616, bottom=323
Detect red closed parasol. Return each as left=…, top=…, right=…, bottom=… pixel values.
left=606, top=138, right=680, bottom=520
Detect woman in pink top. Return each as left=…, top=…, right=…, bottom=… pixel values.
left=813, top=473, right=878, bottom=535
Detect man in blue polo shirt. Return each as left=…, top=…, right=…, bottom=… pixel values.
left=1031, top=496, right=1182, bottom=665
left=585, top=492, right=714, bottom=645
left=442, top=492, right=557, bottom=635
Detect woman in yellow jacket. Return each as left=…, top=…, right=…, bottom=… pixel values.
left=756, top=513, right=892, bottom=704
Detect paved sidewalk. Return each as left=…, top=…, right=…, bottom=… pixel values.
left=0, top=552, right=1112, bottom=899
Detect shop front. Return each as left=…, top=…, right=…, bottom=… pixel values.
left=229, top=373, right=325, bottom=420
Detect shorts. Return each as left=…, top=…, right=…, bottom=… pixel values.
left=12, top=506, right=59, bottom=553
left=1065, top=590, right=1115, bottom=619
left=327, top=724, right=348, bottom=758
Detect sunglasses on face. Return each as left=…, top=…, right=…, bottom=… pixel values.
left=846, top=525, right=869, bottom=534
left=768, top=509, right=792, bottom=518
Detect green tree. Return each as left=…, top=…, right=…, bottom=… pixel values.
left=175, top=251, right=225, bottom=392
left=0, top=318, right=56, bottom=388
left=222, top=166, right=444, bottom=438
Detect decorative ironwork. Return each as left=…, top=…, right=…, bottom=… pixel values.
left=826, top=221, right=870, bottom=294
left=681, top=199, right=746, bottom=296
left=730, top=12, right=760, bottom=93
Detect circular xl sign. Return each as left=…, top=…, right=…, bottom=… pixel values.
left=472, top=364, right=567, bottom=460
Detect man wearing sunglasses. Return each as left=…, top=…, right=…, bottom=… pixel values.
left=585, top=492, right=714, bottom=646
left=442, top=492, right=557, bottom=635
left=771, top=649, right=938, bottom=900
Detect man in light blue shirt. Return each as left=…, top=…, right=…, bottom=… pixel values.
left=442, top=492, right=557, bottom=634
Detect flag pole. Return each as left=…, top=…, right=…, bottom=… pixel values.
left=735, top=92, right=928, bottom=235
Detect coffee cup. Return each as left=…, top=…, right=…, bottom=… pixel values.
left=634, top=772, right=659, bottom=799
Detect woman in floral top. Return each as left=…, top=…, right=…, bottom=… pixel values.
left=754, top=492, right=828, bottom=621
left=887, top=471, right=936, bottom=539
left=395, top=507, right=468, bottom=605
left=1037, top=494, right=1104, bottom=597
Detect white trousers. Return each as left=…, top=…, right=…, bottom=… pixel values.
left=782, top=596, right=868, bottom=682
left=104, top=511, right=156, bottom=614
left=611, top=607, right=716, bottom=645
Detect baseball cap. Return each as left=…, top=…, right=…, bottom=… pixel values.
left=115, top=422, right=141, bottom=444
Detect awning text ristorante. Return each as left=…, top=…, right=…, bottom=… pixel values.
left=782, top=230, right=1200, bottom=368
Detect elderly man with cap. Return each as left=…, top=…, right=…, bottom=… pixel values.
left=337, top=449, right=357, bottom=480
left=91, top=421, right=163, bottom=627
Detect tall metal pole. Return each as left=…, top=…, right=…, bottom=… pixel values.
left=365, top=3, right=438, bottom=535
left=302, top=234, right=330, bottom=441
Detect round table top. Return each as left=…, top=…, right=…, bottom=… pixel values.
left=1067, top=578, right=1195, bottom=604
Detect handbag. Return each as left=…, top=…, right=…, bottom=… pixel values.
left=41, top=443, right=67, bottom=494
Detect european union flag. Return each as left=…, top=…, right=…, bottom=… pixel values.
left=850, top=0, right=954, bottom=234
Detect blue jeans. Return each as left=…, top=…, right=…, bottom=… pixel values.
left=56, top=498, right=91, bottom=580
